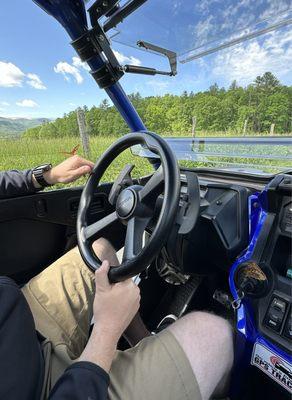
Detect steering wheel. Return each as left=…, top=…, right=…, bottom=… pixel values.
left=77, top=131, right=180, bottom=283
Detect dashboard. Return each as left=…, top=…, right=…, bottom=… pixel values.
left=152, top=169, right=250, bottom=276
left=149, top=170, right=292, bottom=397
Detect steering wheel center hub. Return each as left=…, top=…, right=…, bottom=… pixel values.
left=116, top=188, right=137, bottom=219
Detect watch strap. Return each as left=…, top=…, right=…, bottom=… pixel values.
left=33, top=164, right=52, bottom=187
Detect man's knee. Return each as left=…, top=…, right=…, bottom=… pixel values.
left=167, top=311, right=234, bottom=400
left=168, top=311, right=233, bottom=351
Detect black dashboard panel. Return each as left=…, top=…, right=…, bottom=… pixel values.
left=160, top=170, right=250, bottom=275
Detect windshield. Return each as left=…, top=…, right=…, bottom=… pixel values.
left=132, top=136, right=292, bottom=175
left=107, top=0, right=292, bottom=176
left=109, top=0, right=292, bottom=63
left=1, top=0, right=291, bottom=179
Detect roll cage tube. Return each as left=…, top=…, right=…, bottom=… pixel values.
left=33, top=0, right=146, bottom=133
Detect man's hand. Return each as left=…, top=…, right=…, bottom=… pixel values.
left=93, top=260, right=141, bottom=341
left=78, top=260, right=140, bottom=372
left=42, top=155, right=94, bottom=186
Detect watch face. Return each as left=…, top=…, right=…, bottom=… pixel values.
left=34, top=163, right=52, bottom=172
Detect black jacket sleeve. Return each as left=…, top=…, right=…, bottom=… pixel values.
left=49, top=362, right=110, bottom=400
left=0, top=169, right=38, bottom=199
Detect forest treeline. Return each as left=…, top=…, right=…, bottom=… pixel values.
left=24, top=72, right=292, bottom=138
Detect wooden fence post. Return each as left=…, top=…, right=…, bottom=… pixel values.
left=77, top=107, right=91, bottom=158
left=192, top=116, right=197, bottom=138
left=243, top=118, right=248, bottom=136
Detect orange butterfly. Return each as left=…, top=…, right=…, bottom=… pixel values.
left=61, top=144, right=80, bottom=157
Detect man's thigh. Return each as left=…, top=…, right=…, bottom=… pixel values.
left=22, top=247, right=95, bottom=359
left=109, top=329, right=202, bottom=400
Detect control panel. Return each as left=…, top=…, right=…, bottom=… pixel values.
left=264, top=297, right=291, bottom=339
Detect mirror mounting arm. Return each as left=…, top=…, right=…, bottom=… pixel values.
left=121, top=41, right=177, bottom=77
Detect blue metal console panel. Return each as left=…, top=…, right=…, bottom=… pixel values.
left=229, top=189, right=292, bottom=398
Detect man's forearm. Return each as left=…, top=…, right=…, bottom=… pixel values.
left=0, top=170, right=38, bottom=199
left=78, top=326, right=118, bottom=373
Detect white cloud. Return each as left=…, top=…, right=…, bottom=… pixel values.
left=72, top=57, right=90, bottom=71
left=26, top=73, right=46, bottom=90
left=113, top=50, right=142, bottom=66
left=54, top=61, right=83, bottom=84
left=0, top=101, right=10, bottom=106
left=54, top=52, right=141, bottom=85
left=0, top=61, right=25, bottom=87
left=16, top=99, right=39, bottom=108
left=212, top=29, right=292, bottom=84
left=0, top=61, right=47, bottom=90
left=194, top=16, right=214, bottom=42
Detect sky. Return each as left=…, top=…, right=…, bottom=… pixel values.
left=0, top=0, right=291, bottom=119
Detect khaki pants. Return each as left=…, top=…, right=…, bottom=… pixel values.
left=22, top=247, right=201, bottom=400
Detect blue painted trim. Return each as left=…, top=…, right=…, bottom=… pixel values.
left=229, top=192, right=267, bottom=302
left=229, top=188, right=291, bottom=398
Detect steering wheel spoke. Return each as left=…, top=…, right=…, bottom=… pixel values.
left=83, top=211, right=118, bottom=240
left=139, top=166, right=164, bottom=206
left=122, top=216, right=151, bottom=262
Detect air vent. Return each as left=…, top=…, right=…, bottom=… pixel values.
left=69, top=195, right=105, bottom=218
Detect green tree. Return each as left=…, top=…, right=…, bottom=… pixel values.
left=38, top=122, right=58, bottom=138
left=23, top=125, right=42, bottom=138
left=21, top=72, right=291, bottom=138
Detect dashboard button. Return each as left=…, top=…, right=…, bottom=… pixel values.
left=266, top=316, right=282, bottom=331
left=271, top=298, right=286, bottom=314
left=265, top=297, right=287, bottom=332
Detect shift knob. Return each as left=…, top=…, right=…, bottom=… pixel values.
left=235, top=261, right=270, bottom=298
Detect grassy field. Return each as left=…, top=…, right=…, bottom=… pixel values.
left=0, top=133, right=291, bottom=188
left=0, top=136, right=153, bottom=187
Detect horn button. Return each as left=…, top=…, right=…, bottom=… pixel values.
left=116, top=188, right=137, bottom=219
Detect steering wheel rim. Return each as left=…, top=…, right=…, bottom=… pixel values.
left=77, top=131, right=180, bottom=283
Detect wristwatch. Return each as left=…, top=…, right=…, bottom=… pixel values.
left=32, top=163, right=52, bottom=187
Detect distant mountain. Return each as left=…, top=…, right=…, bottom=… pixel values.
left=0, top=117, right=51, bottom=137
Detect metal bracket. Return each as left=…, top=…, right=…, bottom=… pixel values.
left=88, top=0, right=120, bottom=27
left=103, top=0, right=148, bottom=32
left=73, top=1, right=176, bottom=84
left=122, top=41, right=177, bottom=77
left=138, top=41, right=177, bottom=76
left=71, top=23, right=123, bottom=89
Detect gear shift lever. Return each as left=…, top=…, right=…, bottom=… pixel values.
left=235, top=261, right=270, bottom=298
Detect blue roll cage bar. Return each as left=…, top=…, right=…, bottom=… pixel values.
left=33, top=0, right=147, bottom=133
